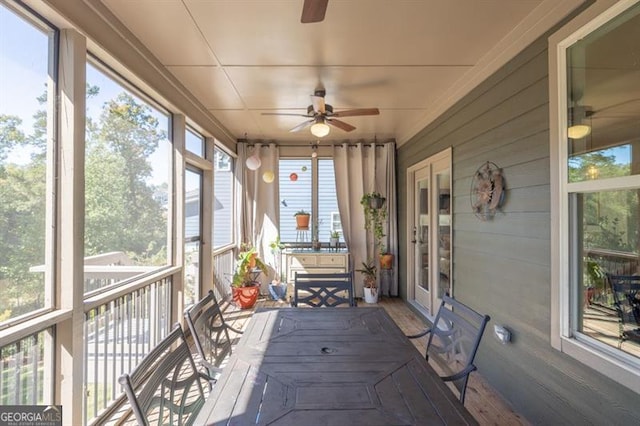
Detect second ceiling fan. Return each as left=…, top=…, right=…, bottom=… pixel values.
left=301, top=0, right=329, bottom=23
left=263, top=90, right=380, bottom=137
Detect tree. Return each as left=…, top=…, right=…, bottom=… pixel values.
left=0, top=114, right=46, bottom=317
left=84, top=92, right=167, bottom=264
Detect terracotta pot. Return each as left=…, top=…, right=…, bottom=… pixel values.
left=295, top=214, right=310, bottom=229
left=379, top=253, right=394, bottom=270
left=232, top=284, right=260, bottom=309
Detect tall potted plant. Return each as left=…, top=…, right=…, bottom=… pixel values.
left=357, top=260, right=378, bottom=303
left=231, top=245, right=267, bottom=309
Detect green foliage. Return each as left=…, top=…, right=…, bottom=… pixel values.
left=568, top=151, right=630, bottom=182
left=1, top=84, right=168, bottom=320
left=360, top=192, right=387, bottom=255
left=584, top=259, right=606, bottom=290
left=232, top=246, right=267, bottom=287
left=293, top=209, right=309, bottom=216
left=584, top=215, right=635, bottom=253
left=330, top=230, right=340, bottom=239
left=356, top=260, right=377, bottom=288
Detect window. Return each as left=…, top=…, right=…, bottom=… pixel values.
left=213, top=147, right=233, bottom=248
left=185, top=127, right=204, bottom=157
left=553, top=1, right=640, bottom=392
left=0, top=3, right=55, bottom=323
left=317, top=159, right=341, bottom=241
left=84, top=61, right=171, bottom=294
left=278, top=158, right=342, bottom=243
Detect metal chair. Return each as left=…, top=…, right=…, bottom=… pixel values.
left=118, top=324, right=210, bottom=426
left=407, top=294, right=490, bottom=404
left=184, top=290, right=243, bottom=383
left=607, top=275, right=640, bottom=348
left=293, top=272, right=356, bottom=307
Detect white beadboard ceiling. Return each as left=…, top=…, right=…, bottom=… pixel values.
left=100, top=0, right=583, bottom=146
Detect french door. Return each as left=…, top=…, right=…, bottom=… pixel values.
left=407, top=148, right=451, bottom=315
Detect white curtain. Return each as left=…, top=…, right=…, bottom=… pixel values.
left=236, top=143, right=280, bottom=293
left=333, top=142, right=398, bottom=296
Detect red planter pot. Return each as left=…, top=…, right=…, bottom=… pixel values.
left=232, top=284, right=260, bottom=309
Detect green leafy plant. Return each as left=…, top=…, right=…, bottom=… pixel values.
left=330, top=230, right=340, bottom=239
left=361, top=192, right=388, bottom=255
left=269, top=236, right=285, bottom=282
left=293, top=209, right=310, bottom=217
left=232, top=246, right=267, bottom=287
left=356, top=260, right=377, bottom=289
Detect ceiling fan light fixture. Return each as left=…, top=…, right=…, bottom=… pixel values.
left=567, top=124, right=591, bottom=139
left=310, top=120, right=330, bottom=138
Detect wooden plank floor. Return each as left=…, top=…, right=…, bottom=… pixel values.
left=222, top=295, right=530, bottom=426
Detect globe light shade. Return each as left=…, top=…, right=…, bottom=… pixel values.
left=290, top=172, right=298, bottom=181
left=262, top=170, right=275, bottom=183
left=567, top=124, right=591, bottom=139
left=310, top=121, right=330, bottom=138
left=245, top=153, right=261, bottom=170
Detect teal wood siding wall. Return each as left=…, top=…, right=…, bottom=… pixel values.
left=397, top=32, right=640, bottom=425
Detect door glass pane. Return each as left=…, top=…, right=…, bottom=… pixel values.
left=417, top=177, right=430, bottom=291
left=436, top=170, right=451, bottom=299
left=185, top=169, right=202, bottom=306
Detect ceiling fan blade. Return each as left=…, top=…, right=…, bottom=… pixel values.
left=262, top=112, right=312, bottom=117
left=327, top=118, right=355, bottom=132
left=301, top=0, right=328, bottom=23
left=331, top=108, right=380, bottom=118
left=289, top=119, right=314, bottom=133
left=311, top=95, right=325, bottom=114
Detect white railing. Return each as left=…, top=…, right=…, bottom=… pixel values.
left=213, top=245, right=236, bottom=301
left=83, top=271, right=173, bottom=424
left=0, top=329, right=48, bottom=405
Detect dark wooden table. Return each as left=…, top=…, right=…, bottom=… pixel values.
left=195, top=307, right=477, bottom=425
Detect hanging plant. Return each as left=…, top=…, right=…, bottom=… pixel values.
left=361, top=192, right=388, bottom=255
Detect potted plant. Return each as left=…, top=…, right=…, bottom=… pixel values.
left=362, top=192, right=386, bottom=210
left=294, top=209, right=311, bottom=229
left=330, top=230, right=340, bottom=249
left=231, top=245, right=267, bottom=309
left=357, top=260, right=378, bottom=304
left=379, top=245, right=393, bottom=270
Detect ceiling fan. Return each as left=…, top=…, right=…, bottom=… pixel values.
left=301, top=0, right=329, bottom=23
left=263, top=90, right=380, bottom=137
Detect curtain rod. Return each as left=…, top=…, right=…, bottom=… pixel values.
left=237, top=140, right=394, bottom=148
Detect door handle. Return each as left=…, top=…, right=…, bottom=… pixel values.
left=411, top=226, right=417, bottom=244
